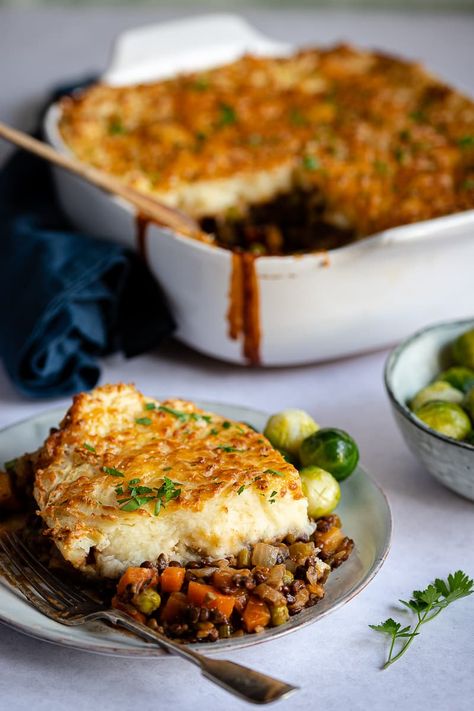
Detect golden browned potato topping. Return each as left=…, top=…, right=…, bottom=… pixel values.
left=59, top=45, right=474, bottom=241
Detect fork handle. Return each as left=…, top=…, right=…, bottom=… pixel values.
left=99, top=609, right=297, bottom=705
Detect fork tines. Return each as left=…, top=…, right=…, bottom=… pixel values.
left=0, top=532, right=92, bottom=613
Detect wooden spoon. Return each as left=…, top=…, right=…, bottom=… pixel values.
left=0, top=120, right=205, bottom=240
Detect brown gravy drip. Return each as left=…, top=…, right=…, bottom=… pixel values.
left=227, top=252, right=261, bottom=365
left=136, top=214, right=261, bottom=364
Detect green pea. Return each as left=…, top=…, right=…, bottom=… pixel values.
left=134, top=589, right=161, bottom=615
left=271, top=605, right=290, bottom=626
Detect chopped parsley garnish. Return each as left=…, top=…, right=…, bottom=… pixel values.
left=217, top=103, right=237, bottom=126
left=191, top=413, right=212, bottom=423
left=458, top=135, right=474, bottom=149
left=4, top=458, right=17, bottom=471
left=83, top=443, right=96, bottom=453
left=103, top=466, right=125, bottom=478
left=193, top=76, right=210, bottom=91
left=115, top=476, right=181, bottom=516
left=374, top=160, right=389, bottom=176
left=289, top=108, right=307, bottom=126
left=159, top=405, right=187, bottom=421
left=135, top=417, right=152, bottom=426
left=108, top=118, right=125, bottom=135
left=237, top=485, right=246, bottom=495
left=210, top=428, right=219, bottom=436
left=215, top=445, right=244, bottom=453
left=269, top=490, right=278, bottom=504
left=222, top=421, right=231, bottom=429
left=162, top=466, right=172, bottom=472
left=394, top=147, right=407, bottom=164
left=158, top=405, right=211, bottom=424
left=144, top=402, right=156, bottom=410
left=264, top=468, right=285, bottom=477
left=409, top=109, right=426, bottom=123
left=153, top=477, right=182, bottom=516
left=302, top=155, right=320, bottom=171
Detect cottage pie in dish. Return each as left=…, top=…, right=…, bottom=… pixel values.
left=1, top=384, right=353, bottom=642
left=58, top=44, right=474, bottom=254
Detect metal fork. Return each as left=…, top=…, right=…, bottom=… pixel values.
left=0, top=533, right=297, bottom=705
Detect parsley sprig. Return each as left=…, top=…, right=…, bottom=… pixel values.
left=264, top=468, right=285, bottom=477
left=157, top=404, right=211, bottom=424
left=115, top=476, right=181, bottom=515
left=370, top=571, right=473, bottom=669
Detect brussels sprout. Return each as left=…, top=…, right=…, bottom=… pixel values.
left=410, top=381, right=463, bottom=411
left=463, top=388, right=474, bottom=420
left=452, top=328, right=474, bottom=369
left=414, top=401, right=472, bottom=440
left=134, top=589, right=161, bottom=615
left=264, top=409, right=319, bottom=456
left=299, top=428, right=359, bottom=481
left=437, top=366, right=474, bottom=394
left=299, top=466, right=341, bottom=518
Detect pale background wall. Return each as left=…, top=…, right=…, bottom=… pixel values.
left=1, top=0, right=474, bottom=11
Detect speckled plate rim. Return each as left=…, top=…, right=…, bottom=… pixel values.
left=0, top=400, right=392, bottom=657
left=384, top=317, right=474, bottom=452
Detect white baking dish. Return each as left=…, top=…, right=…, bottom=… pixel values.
left=43, top=14, right=474, bottom=366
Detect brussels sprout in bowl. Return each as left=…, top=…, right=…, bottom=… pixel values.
left=384, top=318, right=474, bottom=501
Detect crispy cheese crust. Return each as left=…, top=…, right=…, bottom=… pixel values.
left=34, top=384, right=313, bottom=578
left=59, top=45, right=474, bottom=237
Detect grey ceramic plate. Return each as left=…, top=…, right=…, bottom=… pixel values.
left=0, top=401, right=392, bottom=657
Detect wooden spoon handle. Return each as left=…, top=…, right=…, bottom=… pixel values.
left=0, top=119, right=204, bottom=239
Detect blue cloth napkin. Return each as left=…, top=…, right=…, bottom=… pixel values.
left=0, top=85, right=175, bottom=399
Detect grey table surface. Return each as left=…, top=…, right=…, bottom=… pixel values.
left=1, top=6, right=474, bottom=711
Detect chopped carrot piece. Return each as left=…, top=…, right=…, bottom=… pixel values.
left=160, top=566, right=186, bottom=593
left=160, top=592, right=188, bottom=623
left=187, top=580, right=236, bottom=618
left=242, top=596, right=271, bottom=632
left=116, top=567, right=159, bottom=597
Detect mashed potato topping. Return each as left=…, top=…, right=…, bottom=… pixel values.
left=59, top=45, right=474, bottom=238
left=34, top=384, right=313, bottom=578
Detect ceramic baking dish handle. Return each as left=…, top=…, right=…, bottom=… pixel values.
left=103, top=13, right=290, bottom=86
